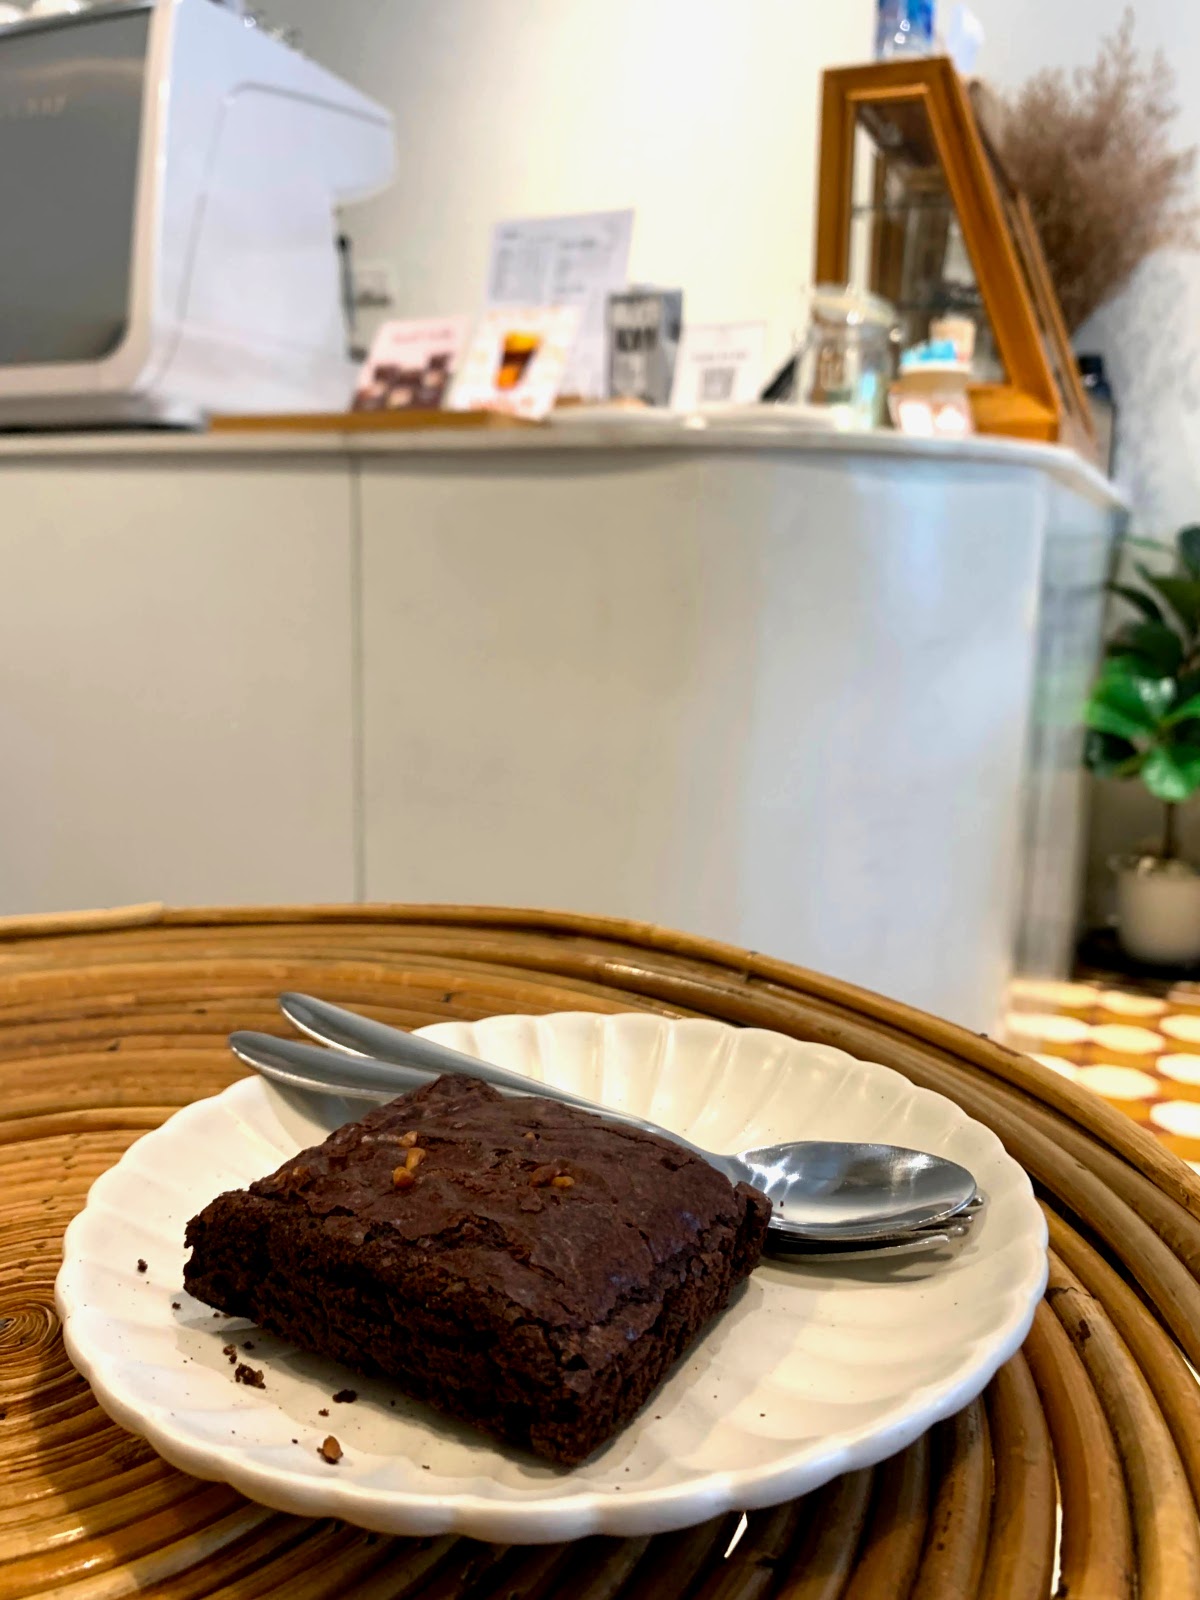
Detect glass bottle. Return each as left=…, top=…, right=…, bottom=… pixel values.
left=875, top=0, right=936, bottom=60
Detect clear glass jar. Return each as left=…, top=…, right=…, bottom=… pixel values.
left=796, top=286, right=897, bottom=430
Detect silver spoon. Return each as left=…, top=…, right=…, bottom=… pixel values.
left=237, top=999, right=979, bottom=1241
left=229, top=1029, right=980, bottom=1255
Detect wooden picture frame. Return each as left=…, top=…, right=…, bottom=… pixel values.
left=816, top=57, right=1097, bottom=459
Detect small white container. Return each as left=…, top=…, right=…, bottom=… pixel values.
left=889, top=342, right=974, bottom=438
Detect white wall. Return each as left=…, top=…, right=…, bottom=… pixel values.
left=270, top=0, right=874, bottom=368
left=965, top=0, right=1200, bottom=531
left=966, top=1, right=1200, bottom=919
left=270, top=0, right=1200, bottom=923
left=271, top=0, right=1200, bottom=522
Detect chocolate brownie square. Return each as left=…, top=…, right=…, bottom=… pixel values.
left=184, top=1075, right=770, bottom=1464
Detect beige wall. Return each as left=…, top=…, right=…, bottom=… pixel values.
left=274, top=0, right=1198, bottom=924
left=274, top=0, right=1199, bottom=520
left=270, top=0, right=873, bottom=370
left=964, top=0, right=1200, bottom=533
left=966, top=0, right=1200, bottom=919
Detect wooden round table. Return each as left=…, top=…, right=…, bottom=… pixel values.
left=3, top=904, right=1200, bottom=1599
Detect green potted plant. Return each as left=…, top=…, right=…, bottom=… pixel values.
left=1086, top=523, right=1200, bottom=964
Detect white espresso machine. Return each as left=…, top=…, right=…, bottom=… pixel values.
left=0, top=0, right=394, bottom=425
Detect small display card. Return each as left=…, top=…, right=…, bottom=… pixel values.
left=447, top=305, right=582, bottom=420
left=352, top=317, right=470, bottom=413
left=670, top=321, right=769, bottom=412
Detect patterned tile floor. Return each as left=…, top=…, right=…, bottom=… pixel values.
left=1006, top=978, right=1200, bottom=1172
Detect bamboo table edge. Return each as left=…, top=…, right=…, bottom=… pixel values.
left=2, top=902, right=1199, bottom=1600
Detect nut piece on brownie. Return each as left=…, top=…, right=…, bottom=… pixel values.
left=183, top=1075, right=770, bottom=1465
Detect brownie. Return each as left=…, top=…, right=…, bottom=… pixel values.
left=184, top=1075, right=770, bottom=1464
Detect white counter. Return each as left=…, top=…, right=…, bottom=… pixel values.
left=0, top=418, right=1124, bottom=1027
left=0, top=413, right=1121, bottom=499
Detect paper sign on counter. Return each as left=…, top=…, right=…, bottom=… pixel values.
left=671, top=322, right=769, bottom=412
left=353, top=318, right=469, bottom=412
left=447, top=305, right=581, bottom=420
left=485, top=210, right=633, bottom=400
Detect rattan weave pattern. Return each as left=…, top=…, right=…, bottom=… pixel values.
left=2, top=902, right=1198, bottom=1599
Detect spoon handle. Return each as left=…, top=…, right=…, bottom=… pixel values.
left=247, top=1013, right=716, bottom=1166
left=280, top=993, right=606, bottom=1113
left=231, top=1030, right=435, bottom=1101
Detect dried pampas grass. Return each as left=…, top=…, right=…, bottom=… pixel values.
left=999, top=9, right=1199, bottom=332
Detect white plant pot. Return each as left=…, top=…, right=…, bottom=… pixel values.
left=1115, top=858, right=1200, bottom=966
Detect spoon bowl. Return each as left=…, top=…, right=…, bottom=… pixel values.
left=738, top=1141, right=979, bottom=1238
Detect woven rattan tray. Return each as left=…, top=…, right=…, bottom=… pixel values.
left=3, top=903, right=1200, bottom=1599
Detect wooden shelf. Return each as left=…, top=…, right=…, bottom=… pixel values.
left=210, top=408, right=535, bottom=435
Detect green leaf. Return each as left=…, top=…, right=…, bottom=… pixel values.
left=1135, top=565, right=1200, bottom=634
left=1165, top=691, right=1200, bottom=726
left=1179, top=524, right=1200, bottom=576
left=1108, top=583, right=1165, bottom=624
left=1084, top=730, right=1144, bottom=777
left=1142, top=742, right=1200, bottom=802
left=1110, top=621, right=1184, bottom=675
left=1085, top=665, right=1174, bottom=741
left=1087, top=704, right=1151, bottom=742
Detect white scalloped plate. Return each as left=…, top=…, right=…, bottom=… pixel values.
left=56, top=1013, right=1047, bottom=1543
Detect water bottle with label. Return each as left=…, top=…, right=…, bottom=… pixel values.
left=876, top=0, right=936, bottom=58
